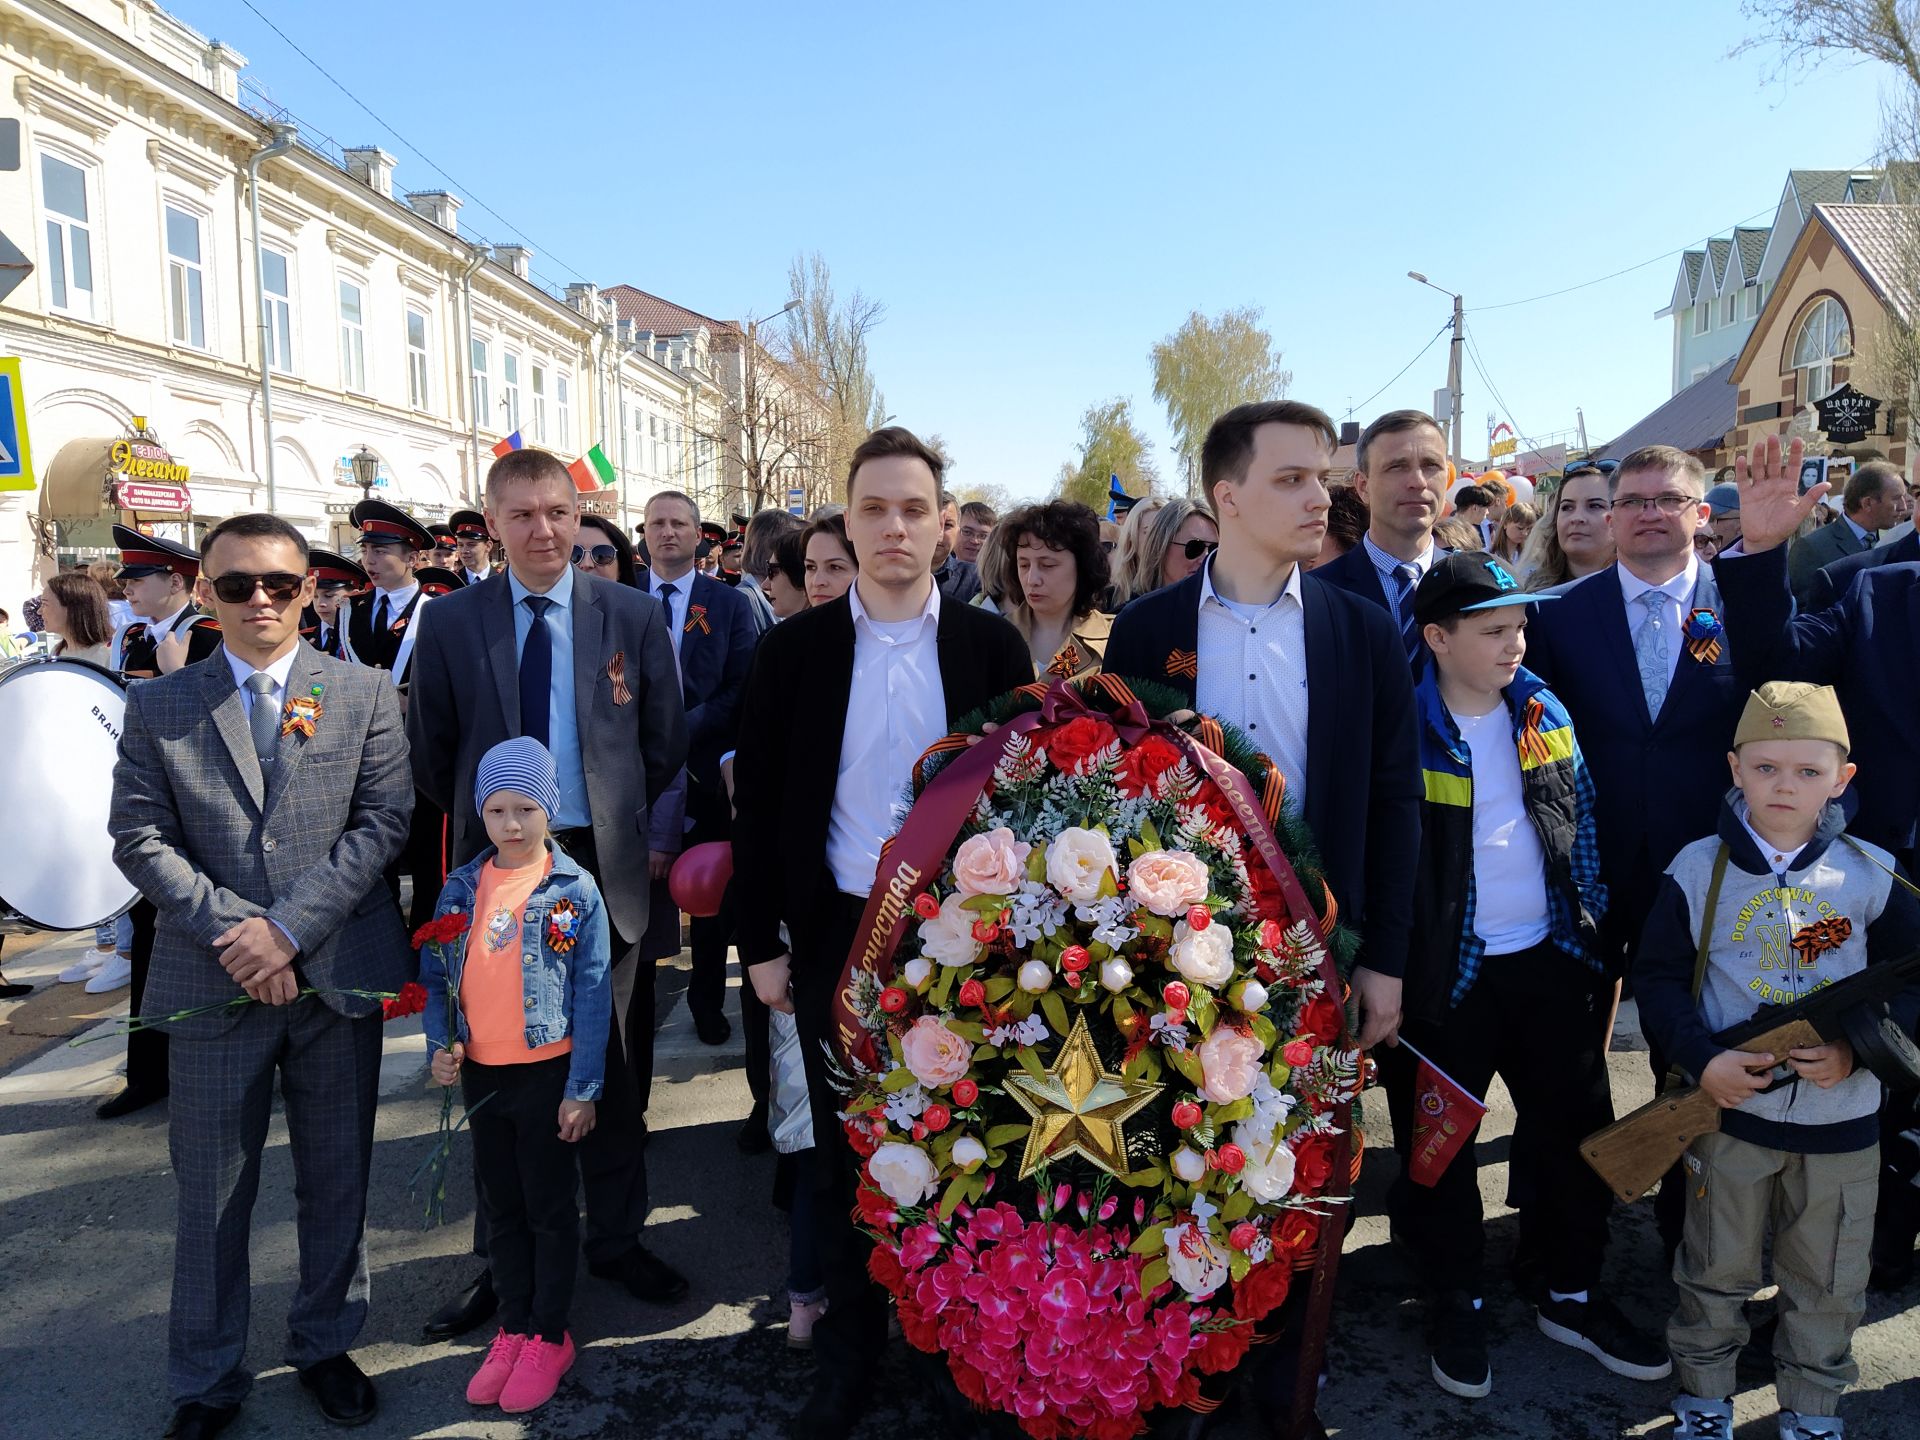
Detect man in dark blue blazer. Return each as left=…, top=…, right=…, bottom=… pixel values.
left=1313, top=408, right=1453, bottom=663
left=636, top=490, right=761, bottom=1102
left=1806, top=524, right=1920, bottom=612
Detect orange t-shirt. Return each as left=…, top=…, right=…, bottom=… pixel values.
left=461, top=854, right=573, bottom=1065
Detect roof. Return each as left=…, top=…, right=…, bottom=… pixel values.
left=1790, top=169, right=1869, bottom=210
left=1734, top=226, right=1769, bottom=282
left=600, top=284, right=738, bottom=336
left=1597, top=357, right=1738, bottom=461
left=1681, top=249, right=1704, bottom=300
left=1706, top=237, right=1733, bottom=290
left=1815, top=202, right=1918, bottom=322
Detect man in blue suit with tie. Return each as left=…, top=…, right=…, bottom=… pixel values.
left=1315, top=408, right=1452, bottom=663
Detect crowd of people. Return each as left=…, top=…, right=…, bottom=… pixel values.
left=53, top=399, right=1920, bottom=1440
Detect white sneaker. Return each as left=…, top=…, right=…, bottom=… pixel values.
left=1780, top=1412, right=1844, bottom=1440
left=1673, top=1394, right=1735, bottom=1439
left=84, top=951, right=134, bottom=993
left=59, top=948, right=114, bottom=983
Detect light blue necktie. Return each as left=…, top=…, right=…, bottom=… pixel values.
left=1634, top=591, right=1671, bottom=719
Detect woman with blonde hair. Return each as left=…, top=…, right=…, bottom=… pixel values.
left=1103, top=496, right=1166, bottom=608
left=1490, top=501, right=1538, bottom=563
left=1109, top=496, right=1218, bottom=609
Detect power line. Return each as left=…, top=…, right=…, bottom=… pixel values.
left=1461, top=322, right=1557, bottom=460
left=234, top=0, right=592, bottom=285
left=1344, top=317, right=1454, bottom=420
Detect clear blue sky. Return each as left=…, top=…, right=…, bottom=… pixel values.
left=180, top=0, right=1891, bottom=498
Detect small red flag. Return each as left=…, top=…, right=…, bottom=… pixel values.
left=1402, top=1040, right=1488, bottom=1188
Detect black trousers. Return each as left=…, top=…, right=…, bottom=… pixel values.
left=1386, top=942, right=1616, bottom=1297
left=471, top=826, right=649, bottom=1266
left=792, top=891, right=888, bottom=1383
left=465, top=1054, right=579, bottom=1342
left=126, top=898, right=168, bottom=1095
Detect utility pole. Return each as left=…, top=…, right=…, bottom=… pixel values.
left=1410, top=272, right=1466, bottom=469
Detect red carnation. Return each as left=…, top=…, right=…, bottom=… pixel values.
left=957, top=978, right=986, bottom=1008
left=1041, top=715, right=1120, bottom=773
left=1210, top=1143, right=1246, bottom=1174
left=1114, top=733, right=1185, bottom=797
left=879, top=986, right=909, bottom=1014
left=1302, top=994, right=1344, bottom=1045
left=381, top=981, right=428, bottom=1020
left=1186, top=905, right=1212, bottom=931
left=411, top=912, right=471, bottom=950
left=1060, top=945, right=1091, bottom=972
left=1163, top=980, right=1191, bottom=1011
left=1193, top=1320, right=1256, bottom=1375
left=913, top=893, right=941, bottom=920
left=922, top=1102, right=951, bottom=1133
left=952, top=1078, right=979, bottom=1108
left=1228, top=1221, right=1260, bottom=1251
left=1171, top=1099, right=1203, bottom=1130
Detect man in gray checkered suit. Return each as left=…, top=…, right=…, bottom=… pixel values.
left=110, top=513, right=413, bottom=1440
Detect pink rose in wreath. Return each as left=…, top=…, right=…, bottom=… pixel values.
left=1127, top=850, right=1211, bottom=917
left=952, top=827, right=1032, bottom=896
left=1196, top=1025, right=1265, bottom=1103
left=901, top=1015, right=973, bottom=1088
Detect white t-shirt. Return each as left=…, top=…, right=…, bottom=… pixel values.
left=1451, top=706, right=1551, bottom=955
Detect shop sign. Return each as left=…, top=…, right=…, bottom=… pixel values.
left=114, top=480, right=193, bottom=513
left=1814, top=384, right=1880, bottom=444
left=110, top=437, right=192, bottom=485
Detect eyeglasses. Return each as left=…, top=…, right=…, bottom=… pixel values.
left=1180, top=538, right=1220, bottom=561
left=573, top=544, right=618, bottom=566
left=210, top=571, right=303, bottom=604
left=1609, top=493, right=1698, bottom=516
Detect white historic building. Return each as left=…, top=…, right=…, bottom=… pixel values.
left=0, top=0, right=723, bottom=609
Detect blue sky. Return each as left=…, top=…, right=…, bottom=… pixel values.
left=180, top=0, right=1892, bottom=498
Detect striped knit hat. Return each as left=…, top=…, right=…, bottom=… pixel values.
left=476, top=736, right=560, bottom=820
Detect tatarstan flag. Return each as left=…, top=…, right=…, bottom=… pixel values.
left=567, top=444, right=615, bottom=493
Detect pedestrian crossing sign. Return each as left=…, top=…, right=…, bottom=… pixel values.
left=0, top=357, right=31, bottom=492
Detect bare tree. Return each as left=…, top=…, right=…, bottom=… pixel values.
left=1736, top=0, right=1920, bottom=85
left=689, top=331, right=829, bottom=517
left=781, top=253, right=888, bottom=501
left=1150, top=307, right=1291, bottom=496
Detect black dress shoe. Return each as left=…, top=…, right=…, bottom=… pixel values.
left=694, top=1011, right=732, bottom=1046
left=789, top=1375, right=866, bottom=1440
left=298, top=1353, right=377, bottom=1427
left=735, top=1110, right=772, bottom=1154
left=97, top=1085, right=167, bottom=1119
left=163, top=1401, right=239, bottom=1440
left=422, top=1269, right=496, bottom=1340
left=589, top=1241, right=690, bottom=1302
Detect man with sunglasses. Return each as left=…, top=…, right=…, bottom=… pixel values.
left=449, top=508, right=494, bottom=586
left=110, top=512, right=412, bottom=1439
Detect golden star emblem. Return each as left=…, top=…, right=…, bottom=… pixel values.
left=1004, top=1013, right=1164, bottom=1181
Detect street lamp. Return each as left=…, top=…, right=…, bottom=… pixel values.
left=350, top=445, right=379, bottom=500
left=1408, top=271, right=1465, bottom=469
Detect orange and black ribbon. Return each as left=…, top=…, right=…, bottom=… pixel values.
left=1165, top=648, right=1199, bottom=680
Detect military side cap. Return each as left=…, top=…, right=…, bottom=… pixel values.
left=448, top=508, right=489, bottom=541
left=1412, top=551, right=1553, bottom=628
left=113, top=522, right=200, bottom=580
left=351, top=498, right=435, bottom=551
left=1734, top=681, right=1850, bottom=752
left=307, top=549, right=369, bottom=592
left=415, top=566, right=467, bottom=597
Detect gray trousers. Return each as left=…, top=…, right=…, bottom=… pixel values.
left=167, top=999, right=382, bottom=1408
left=1670, top=1129, right=1879, bottom=1416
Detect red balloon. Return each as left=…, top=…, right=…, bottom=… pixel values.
left=668, top=841, right=734, bottom=918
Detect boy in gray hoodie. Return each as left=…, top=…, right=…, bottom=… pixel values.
left=1639, top=682, right=1920, bottom=1440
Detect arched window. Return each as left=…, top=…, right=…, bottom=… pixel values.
left=1791, top=297, right=1851, bottom=404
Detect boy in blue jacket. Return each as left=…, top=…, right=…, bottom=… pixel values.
left=1639, top=682, right=1920, bottom=1440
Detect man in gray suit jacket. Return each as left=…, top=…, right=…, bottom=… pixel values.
left=111, top=513, right=412, bottom=1440
left=407, top=446, right=689, bottom=1336
left=1786, top=460, right=1906, bottom=606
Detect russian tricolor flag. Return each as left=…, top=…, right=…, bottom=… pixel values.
left=491, top=430, right=524, bottom=460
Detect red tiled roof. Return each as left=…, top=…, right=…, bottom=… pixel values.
left=601, top=285, right=738, bottom=335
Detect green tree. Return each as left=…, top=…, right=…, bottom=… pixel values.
left=1057, top=398, right=1159, bottom=511
left=1149, top=306, right=1291, bottom=493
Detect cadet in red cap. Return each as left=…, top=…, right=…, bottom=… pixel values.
left=303, top=549, right=367, bottom=661
left=347, top=499, right=435, bottom=679
left=428, top=522, right=458, bottom=573
left=449, top=509, right=494, bottom=586
left=109, top=523, right=223, bottom=681
left=414, top=566, right=467, bottom=599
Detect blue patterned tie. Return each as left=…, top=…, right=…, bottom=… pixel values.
left=1392, top=564, right=1420, bottom=659
left=1634, top=591, right=1671, bottom=719
left=519, top=596, right=553, bottom=745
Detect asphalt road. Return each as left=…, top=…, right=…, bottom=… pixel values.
left=2, top=932, right=1916, bottom=1440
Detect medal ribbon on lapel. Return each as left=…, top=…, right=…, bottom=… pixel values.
left=1516, top=696, right=1553, bottom=767
left=280, top=684, right=324, bottom=740
left=1165, top=647, right=1198, bottom=680
left=684, top=603, right=710, bottom=636
left=607, top=651, right=633, bottom=706
left=547, top=897, right=580, bottom=954
left=1682, top=606, right=1723, bottom=664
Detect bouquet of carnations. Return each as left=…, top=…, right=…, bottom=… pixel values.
left=835, top=676, right=1361, bottom=1440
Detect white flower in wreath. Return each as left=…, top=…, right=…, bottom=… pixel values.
left=988, top=1014, right=1050, bottom=1048
left=1149, top=1011, right=1191, bottom=1052
left=1169, top=918, right=1235, bottom=989
left=916, top=892, right=983, bottom=969
left=1231, top=1120, right=1298, bottom=1203
left=868, top=1142, right=939, bottom=1207
left=1165, top=1219, right=1230, bottom=1298
left=883, top=1079, right=928, bottom=1129
left=1045, top=827, right=1117, bottom=904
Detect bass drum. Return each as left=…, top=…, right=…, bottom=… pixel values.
left=0, top=658, right=139, bottom=930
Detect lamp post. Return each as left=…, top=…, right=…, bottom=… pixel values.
left=1408, top=271, right=1465, bottom=469
left=248, top=122, right=298, bottom=512
left=350, top=445, right=379, bottom=501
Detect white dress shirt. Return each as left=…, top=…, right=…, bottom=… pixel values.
left=224, top=643, right=300, bottom=721
left=828, top=581, right=946, bottom=896
left=369, top=580, right=420, bottom=629
left=1194, top=556, right=1309, bottom=811
left=1618, top=554, right=1699, bottom=688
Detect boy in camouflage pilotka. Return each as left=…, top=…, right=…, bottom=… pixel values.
left=1638, top=682, right=1920, bottom=1440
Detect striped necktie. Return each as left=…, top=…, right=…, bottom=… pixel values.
left=1391, top=564, right=1420, bottom=659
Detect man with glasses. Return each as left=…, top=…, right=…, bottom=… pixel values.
left=932, top=490, right=982, bottom=604
left=1524, top=445, right=1748, bottom=1258
left=1317, top=409, right=1452, bottom=662
left=449, top=509, right=494, bottom=586
left=956, top=499, right=996, bottom=565
left=111, top=513, right=412, bottom=1438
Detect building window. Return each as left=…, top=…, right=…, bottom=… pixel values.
left=503, top=352, right=521, bottom=432
left=1722, top=292, right=1737, bottom=326
left=165, top=204, right=207, bottom=349
left=556, top=375, right=571, bottom=451
left=338, top=279, right=367, bottom=392
left=531, top=363, right=547, bottom=443
left=1745, top=283, right=1761, bottom=319
left=261, top=247, right=293, bottom=373
left=471, top=338, right=491, bottom=429
left=1693, top=302, right=1710, bottom=335
left=406, top=308, right=431, bottom=410
left=1791, top=297, right=1851, bottom=406
left=40, top=154, right=95, bottom=319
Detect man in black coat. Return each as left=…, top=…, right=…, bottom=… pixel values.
left=734, top=428, right=1031, bottom=1439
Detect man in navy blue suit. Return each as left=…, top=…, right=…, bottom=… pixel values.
left=1314, top=408, right=1452, bottom=662
left=1105, top=399, right=1421, bottom=1431
left=635, top=490, right=761, bottom=1105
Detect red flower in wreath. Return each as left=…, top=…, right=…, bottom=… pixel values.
left=1231, top=1258, right=1294, bottom=1322
left=1039, top=715, right=1119, bottom=773
left=1292, top=1134, right=1336, bottom=1193
left=1300, top=994, right=1344, bottom=1046
left=1114, top=734, right=1185, bottom=797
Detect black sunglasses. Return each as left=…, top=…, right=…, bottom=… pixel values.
left=573, top=544, right=618, bottom=566
left=210, top=571, right=303, bottom=604
left=1180, top=538, right=1220, bottom=561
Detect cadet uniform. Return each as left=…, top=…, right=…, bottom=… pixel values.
left=301, top=550, right=367, bottom=662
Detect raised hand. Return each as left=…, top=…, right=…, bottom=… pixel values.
left=1734, top=433, right=1821, bottom=553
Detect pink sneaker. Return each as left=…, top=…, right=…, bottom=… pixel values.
left=499, top=1332, right=575, bottom=1413
left=466, top=1329, right=527, bottom=1405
